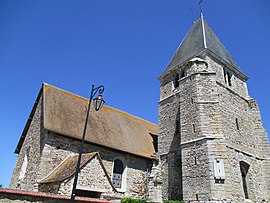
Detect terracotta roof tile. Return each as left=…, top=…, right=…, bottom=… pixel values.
left=0, top=188, right=109, bottom=202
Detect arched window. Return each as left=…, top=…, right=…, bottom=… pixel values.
left=112, top=159, right=124, bottom=189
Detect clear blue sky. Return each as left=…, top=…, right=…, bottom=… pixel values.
left=0, top=0, right=269, bottom=188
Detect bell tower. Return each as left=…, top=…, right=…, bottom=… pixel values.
left=158, top=15, right=270, bottom=202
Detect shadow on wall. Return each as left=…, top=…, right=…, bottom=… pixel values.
left=168, top=105, right=183, bottom=200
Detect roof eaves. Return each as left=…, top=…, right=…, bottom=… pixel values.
left=52, top=131, right=158, bottom=160
left=158, top=49, right=207, bottom=80
left=206, top=49, right=249, bottom=81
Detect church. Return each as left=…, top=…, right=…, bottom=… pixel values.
left=10, top=13, right=270, bottom=203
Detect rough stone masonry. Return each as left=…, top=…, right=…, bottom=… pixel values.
left=157, top=16, right=270, bottom=203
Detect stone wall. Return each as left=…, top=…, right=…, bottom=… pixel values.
left=158, top=54, right=270, bottom=202
left=38, top=132, right=151, bottom=199
left=158, top=59, right=220, bottom=201
left=211, top=56, right=270, bottom=202
left=210, top=56, right=248, bottom=98
left=225, top=147, right=269, bottom=202
left=39, top=155, right=116, bottom=197
left=217, top=83, right=258, bottom=154
left=10, top=95, right=153, bottom=199
left=9, top=95, right=44, bottom=191
left=181, top=140, right=212, bottom=201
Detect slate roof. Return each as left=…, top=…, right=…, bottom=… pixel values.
left=162, top=16, right=247, bottom=79
left=15, top=83, right=158, bottom=159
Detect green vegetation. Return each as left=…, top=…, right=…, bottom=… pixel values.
left=121, top=198, right=147, bottom=203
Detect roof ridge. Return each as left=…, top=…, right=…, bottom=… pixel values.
left=43, top=83, right=90, bottom=102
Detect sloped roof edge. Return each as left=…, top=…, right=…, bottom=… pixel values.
left=159, top=48, right=248, bottom=82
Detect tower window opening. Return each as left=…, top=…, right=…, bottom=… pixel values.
left=174, top=73, right=180, bottom=88
left=227, top=72, right=232, bottom=86
left=236, top=118, right=239, bottom=130
left=196, top=194, right=199, bottom=201
left=194, top=157, right=197, bottom=165
left=240, top=161, right=250, bottom=199
left=192, top=124, right=196, bottom=133
left=224, top=69, right=232, bottom=86
left=223, top=68, right=227, bottom=84
left=180, top=70, right=186, bottom=78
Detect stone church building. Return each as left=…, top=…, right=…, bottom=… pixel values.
left=10, top=15, right=270, bottom=203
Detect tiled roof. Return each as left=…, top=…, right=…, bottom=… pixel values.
left=15, top=83, right=158, bottom=159
left=0, top=188, right=109, bottom=202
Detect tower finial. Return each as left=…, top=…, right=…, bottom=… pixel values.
left=199, top=0, right=203, bottom=17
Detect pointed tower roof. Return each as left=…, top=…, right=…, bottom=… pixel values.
left=161, top=16, right=247, bottom=80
